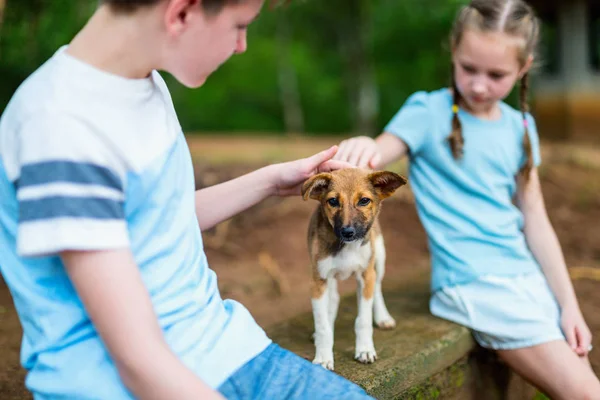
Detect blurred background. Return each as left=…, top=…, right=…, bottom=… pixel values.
left=3, top=0, right=600, bottom=140
left=1, top=1, right=599, bottom=398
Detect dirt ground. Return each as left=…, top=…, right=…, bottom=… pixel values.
left=0, top=138, right=599, bottom=399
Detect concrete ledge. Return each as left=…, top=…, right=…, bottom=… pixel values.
left=267, top=272, right=539, bottom=399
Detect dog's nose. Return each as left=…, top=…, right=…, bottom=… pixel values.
left=340, top=227, right=356, bottom=240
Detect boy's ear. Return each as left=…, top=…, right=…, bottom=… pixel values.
left=301, top=173, right=332, bottom=201
left=164, top=0, right=200, bottom=36
left=368, top=171, right=407, bottom=199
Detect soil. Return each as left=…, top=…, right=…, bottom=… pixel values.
left=0, top=139, right=599, bottom=399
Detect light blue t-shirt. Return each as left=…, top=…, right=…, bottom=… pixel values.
left=0, top=47, right=271, bottom=399
left=385, top=88, right=542, bottom=292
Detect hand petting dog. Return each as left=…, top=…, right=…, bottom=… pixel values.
left=272, top=146, right=353, bottom=197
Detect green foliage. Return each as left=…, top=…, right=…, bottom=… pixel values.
left=0, top=0, right=521, bottom=135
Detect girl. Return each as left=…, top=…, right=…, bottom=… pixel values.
left=334, top=0, right=600, bottom=398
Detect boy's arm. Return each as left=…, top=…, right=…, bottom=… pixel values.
left=517, top=168, right=591, bottom=355
left=194, top=165, right=276, bottom=231
left=194, top=146, right=350, bottom=231
left=62, top=249, right=224, bottom=400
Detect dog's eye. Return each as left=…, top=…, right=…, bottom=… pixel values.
left=358, top=198, right=371, bottom=207
left=327, top=198, right=339, bottom=207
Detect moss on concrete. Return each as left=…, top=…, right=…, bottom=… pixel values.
left=397, top=355, right=472, bottom=399
left=266, top=271, right=476, bottom=398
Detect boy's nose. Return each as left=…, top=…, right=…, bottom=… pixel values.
left=235, top=31, right=247, bottom=54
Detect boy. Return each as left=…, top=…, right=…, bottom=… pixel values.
left=0, top=0, right=373, bottom=398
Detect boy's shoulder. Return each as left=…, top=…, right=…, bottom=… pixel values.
left=1, top=46, right=180, bottom=181
left=2, top=49, right=67, bottom=127
left=2, top=45, right=173, bottom=127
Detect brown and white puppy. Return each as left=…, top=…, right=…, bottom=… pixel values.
left=301, top=168, right=407, bottom=371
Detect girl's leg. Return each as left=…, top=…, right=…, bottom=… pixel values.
left=497, top=340, right=600, bottom=400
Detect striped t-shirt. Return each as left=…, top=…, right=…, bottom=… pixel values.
left=0, top=46, right=270, bottom=399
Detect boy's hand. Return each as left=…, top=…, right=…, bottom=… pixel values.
left=272, top=145, right=352, bottom=196
left=561, top=303, right=593, bottom=357
left=334, top=136, right=382, bottom=169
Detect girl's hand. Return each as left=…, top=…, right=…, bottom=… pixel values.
left=561, top=303, right=593, bottom=357
left=334, top=136, right=382, bottom=169
left=271, top=145, right=352, bottom=196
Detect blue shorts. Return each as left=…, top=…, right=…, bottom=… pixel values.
left=218, top=343, right=374, bottom=399
left=430, top=272, right=566, bottom=350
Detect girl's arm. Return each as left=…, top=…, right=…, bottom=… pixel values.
left=517, top=168, right=592, bottom=356
left=194, top=146, right=350, bottom=231
left=62, top=249, right=224, bottom=400
left=334, top=132, right=409, bottom=169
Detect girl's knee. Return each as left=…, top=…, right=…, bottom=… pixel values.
left=570, top=376, right=600, bottom=400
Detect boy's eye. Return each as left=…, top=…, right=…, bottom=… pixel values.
left=358, top=198, right=371, bottom=207
left=327, top=198, right=340, bottom=207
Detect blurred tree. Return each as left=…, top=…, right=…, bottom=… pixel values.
left=276, top=9, right=305, bottom=135
left=0, top=0, right=6, bottom=34
left=0, top=0, right=471, bottom=136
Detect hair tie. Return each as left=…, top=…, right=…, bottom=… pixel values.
left=523, top=118, right=529, bottom=128
left=452, top=104, right=459, bottom=114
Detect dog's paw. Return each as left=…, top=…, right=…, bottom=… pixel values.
left=312, top=356, right=334, bottom=371
left=354, top=348, right=377, bottom=364
left=376, top=317, right=396, bottom=330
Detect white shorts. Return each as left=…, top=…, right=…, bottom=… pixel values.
left=430, top=271, right=566, bottom=350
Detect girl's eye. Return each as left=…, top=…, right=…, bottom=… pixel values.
left=358, top=198, right=371, bottom=207
left=462, top=64, right=476, bottom=74
left=327, top=198, right=340, bottom=207
left=489, top=73, right=505, bottom=80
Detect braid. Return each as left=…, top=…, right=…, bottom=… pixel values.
left=448, top=67, right=464, bottom=159
left=518, top=72, right=534, bottom=181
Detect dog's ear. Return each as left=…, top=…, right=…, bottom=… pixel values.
left=368, top=171, right=407, bottom=199
left=301, top=173, right=332, bottom=201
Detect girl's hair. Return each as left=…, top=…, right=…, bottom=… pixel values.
left=448, top=0, right=540, bottom=181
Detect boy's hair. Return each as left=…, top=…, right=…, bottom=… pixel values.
left=448, top=0, right=540, bottom=181
left=102, top=0, right=242, bottom=14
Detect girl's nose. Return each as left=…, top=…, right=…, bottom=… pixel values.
left=471, top=78, right=486, bottom=94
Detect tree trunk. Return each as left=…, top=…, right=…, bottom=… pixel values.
left=276, top=9, right=305, bottom=135
left=336, top=0, right=379, bottom=136
left=0, top=0, right=6, bottom=47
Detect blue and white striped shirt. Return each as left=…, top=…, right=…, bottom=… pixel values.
left=0, top=46, right=270, bottom=399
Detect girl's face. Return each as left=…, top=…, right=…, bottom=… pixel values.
left=452, top=29, right=532, bottom=115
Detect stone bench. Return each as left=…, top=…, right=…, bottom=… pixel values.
left=266, top=271, right=542, bottom=399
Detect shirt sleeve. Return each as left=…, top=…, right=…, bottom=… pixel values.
left=525, top=113, right=541, bottom=168
left=13, top=113, right=130, bottom=257
left=383, top=91, right=431, bottom=156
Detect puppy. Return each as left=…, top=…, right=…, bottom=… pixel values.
left=301, top=168, right=407, bottom=371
